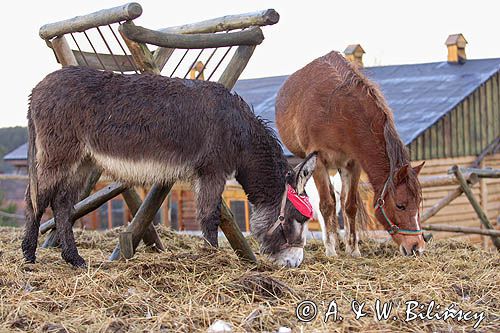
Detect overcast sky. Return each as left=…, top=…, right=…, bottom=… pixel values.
left=1, top=0, right=499, bottom=127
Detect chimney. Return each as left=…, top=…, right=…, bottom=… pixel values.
left=445, top=33, right=467, bottom=64
left=344, top=44, right=365, bottom=67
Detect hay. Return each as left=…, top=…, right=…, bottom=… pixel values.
left=0, top=226, right=498, bottom=332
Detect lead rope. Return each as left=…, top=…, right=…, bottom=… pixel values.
left=374, top=178, right=423, bottom=236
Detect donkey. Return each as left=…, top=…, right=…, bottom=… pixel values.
left=22, top=66, right=317, bottom=268
left=276, top=51, right=425, bottom=257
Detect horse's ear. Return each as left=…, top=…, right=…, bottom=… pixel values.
left=413, top=161, right=425, bottom=175
left=294, top=152, right=317, bottom=195
left=394, top=164, right=410, bottom=184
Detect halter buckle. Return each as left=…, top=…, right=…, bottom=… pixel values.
left=388, top=224, right=400, bottom=235
left=376, top=198, right=385, bottom=208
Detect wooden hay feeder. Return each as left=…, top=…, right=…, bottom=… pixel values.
left=37, top=2, right=281, bottom=263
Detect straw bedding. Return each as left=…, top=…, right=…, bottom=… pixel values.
left=0, top=226, right=498, bottom=332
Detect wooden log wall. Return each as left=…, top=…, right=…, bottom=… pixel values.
left=409, top=72, right=500, bottom=161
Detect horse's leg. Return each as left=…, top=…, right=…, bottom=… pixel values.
left=342, top=161, right=362, bottom=257
left=22, top=184, right=52, bottom=263
left=195, top=175, right=226, bottom=247
left=313, top=158, right=339, bottom=257
left=51, top=164, right=93, bottom=267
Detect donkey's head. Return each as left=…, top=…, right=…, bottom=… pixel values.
left=253, top=153, right=317, bottom=268
left=374, top=162, right=425, bottom=256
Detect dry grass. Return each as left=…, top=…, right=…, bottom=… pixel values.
left=0, top=226, right=498, bottom=332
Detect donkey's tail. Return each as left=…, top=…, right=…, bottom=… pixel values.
left=27, top=114, right=38, bottom=216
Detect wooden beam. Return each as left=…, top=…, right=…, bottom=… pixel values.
left=51, top=35, right=78, bottom=66
left=39, top=2, right=143, bottom=40
left=451, top=165, right=500, bottom=250
left=220, top=200, right=256, bottom=263
left=152, top=8, right=279, bottom=71
left=39, top=182, right=127, bottom=234
left=121, top=23, right=264, bottom=49
left=159, top=9, right=280, bottom=34
left=449, top=167, right=500, bottom=178
left=118, top=23, right=160, bottom=74
left=109, top=183, right=172, bottom=261
left=72, top=51, right=136, bottom=72
left=421, top=173, right=479, bottom=223
left=218, top=45, right=256, bottom=89
left=423, top=224, right=500, bottom=237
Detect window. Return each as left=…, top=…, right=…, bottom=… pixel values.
left=111, top=200, right=124, bottom=228
left=229, top=200, right=247, bottom=232
left=98, top=203, right=108, bottom=230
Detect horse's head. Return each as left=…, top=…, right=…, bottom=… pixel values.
left=256, top=152, right=317, bottom=268
left=374, top=162, right=425, bottom=256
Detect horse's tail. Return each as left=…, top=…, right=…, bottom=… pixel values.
left=27, top=112, right=38, bottom=216
left=355, top=187, right=371, bottom=238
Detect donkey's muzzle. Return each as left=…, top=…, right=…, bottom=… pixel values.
left=269, top=246, right=304, bottom=267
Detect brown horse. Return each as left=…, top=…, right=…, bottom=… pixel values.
left=276, top=51, right=425, bottom=257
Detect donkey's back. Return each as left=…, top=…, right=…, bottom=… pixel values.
left=30, top=66, right=253, bottom=185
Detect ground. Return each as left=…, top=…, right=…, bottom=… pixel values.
left=0, top=227, right=498, bottom=332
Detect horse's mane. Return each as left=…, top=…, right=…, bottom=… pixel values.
left=320, top=51, right=421, bottom=199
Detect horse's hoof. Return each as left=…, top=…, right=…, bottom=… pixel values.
left=325, top=247, right=338, bottom=257
left=348, top=248, right=362, bottom=258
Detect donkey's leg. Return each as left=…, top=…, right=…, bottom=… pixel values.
left=313, top=158, right=339, bottom=257
left=22, top=185, right=52, bottom=263
left=51, top=164, right=93, bottom=267
left=195, top=175, right=226, bottom=247
left=342, top=161, right=362, bottom=257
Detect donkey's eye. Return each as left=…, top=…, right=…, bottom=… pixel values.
left=396, top=204, right=406, bottom=211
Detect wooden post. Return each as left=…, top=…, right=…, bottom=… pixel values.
left=109, top=183, right=173, bottom=261
left=451, top=165, right=500, bottom=250
left=119, top=231, right=134, bottom=259
left=218, top=45, right=256, bottom=89
left=122, top=188, right=165, bottom=251
left=220, top=200, right=256, bottom=263
left=51, top=35, right=78, bottom=66
left=479, top=161, right=489, bottom=248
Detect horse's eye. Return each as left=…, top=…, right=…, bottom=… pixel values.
left=396, top=204, right=406, bottom=211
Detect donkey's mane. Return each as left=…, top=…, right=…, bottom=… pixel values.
left=320, top=51, right=421, bottom=199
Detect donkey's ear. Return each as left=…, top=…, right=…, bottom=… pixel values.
left=412, top=161, right=425, bottom=175
left=294, top=152, right=317, bottom=195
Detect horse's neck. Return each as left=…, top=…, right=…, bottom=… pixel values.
left=353, top=109, right=392, bottom=195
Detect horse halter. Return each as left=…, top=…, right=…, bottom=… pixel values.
left=374, top=178, right=423, bottom=236
left=266, top=185, right=310, bottom=249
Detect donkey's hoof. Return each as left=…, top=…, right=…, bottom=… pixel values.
left=63, top=253, right=87, bottom=268
left=24, top=256, right=36, bottom=264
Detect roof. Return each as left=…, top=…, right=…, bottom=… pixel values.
left=234, top=57, right=500, bottom=155
left=5, top=58, right=500, bottom=162
left=3, top=143, right=27, bottom=160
